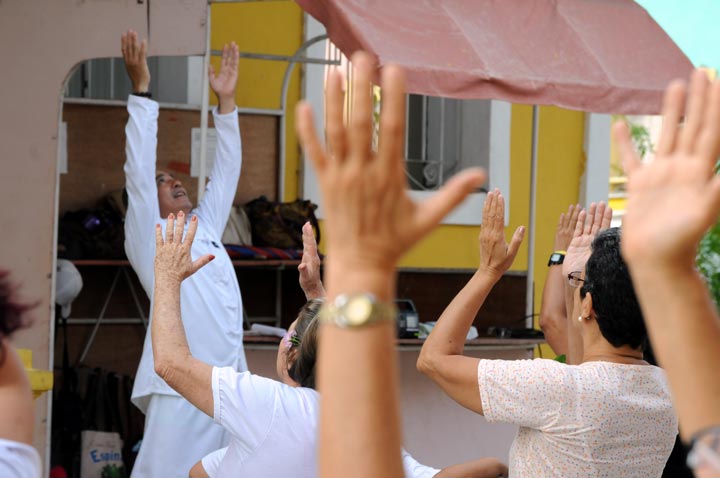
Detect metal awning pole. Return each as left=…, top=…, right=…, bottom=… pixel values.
left=526, top=105, right=540, bottom=328
left=198, top=3, right=212, bottom=201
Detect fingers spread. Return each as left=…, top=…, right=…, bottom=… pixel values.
left=569, top=204, right=581, bottom=229
left=507, top=226, right=526, bottom=260
left=655, top=80, right=686, bottom=156
left=574, top=210, right=586, bottom=238
left=296, top=101, right=328, bottom=173
left=192, top=254, right=215, bottom=275
left=418, top=168, right=486, bottom=236
left=483, top=189, right=496, bottom=227
left=601, top=206, right=613, bottom=230
left=155, top=223, right=163, bottom=248
left=697, top=79, right=720, bottom=164
left=378, top=65, right=407, bottom=177
left=679, top=69, right=710, bottom=154
left=325, top=68, right=347, bottom=162
left=591, top=202, right=605, bottom=235
left=494, top=191, right=505, bottom=232
left=175, top=211, right=186, bottom=243
left=347, top=52, right=375, bottom=165
left=184, top=215, right=199, bottom=246
left=166, top=213, right=175, bottom=243
left=584, top=203, right=596, bottom=235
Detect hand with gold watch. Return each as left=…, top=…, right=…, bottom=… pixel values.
left=295, top=51, right=487, bottom=478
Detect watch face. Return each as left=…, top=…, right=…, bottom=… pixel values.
left=551, top=253, right=561, bottom=262
left=345, top=296, right=373, bottom=326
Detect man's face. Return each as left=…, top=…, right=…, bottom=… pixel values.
left=156, top=170, right=193, bottom=218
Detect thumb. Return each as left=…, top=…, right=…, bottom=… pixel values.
left=191, top=254, right=215, bottom=275
left=507, top=226, right=525, bottom=261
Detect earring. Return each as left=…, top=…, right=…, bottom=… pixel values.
left=578, top=316, right=583, bottom=322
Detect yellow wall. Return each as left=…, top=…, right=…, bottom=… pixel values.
left=211, top=1, right=303, bottom=200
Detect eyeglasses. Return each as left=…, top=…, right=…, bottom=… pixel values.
left=567, top=271, right=585, bottom=288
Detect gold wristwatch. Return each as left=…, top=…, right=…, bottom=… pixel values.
left=319, top=293, right=397, bottom=328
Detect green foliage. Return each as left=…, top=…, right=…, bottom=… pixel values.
left=628, top=122, right=653, bottom=158
left=101, top=464, right=127, bottom=478
left=696, top=161, right=720, bottom=310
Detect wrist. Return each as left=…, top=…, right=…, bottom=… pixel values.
left=154, top=274, right=183, bottom=290
left=476, top=266, right=503, bottom=283
left=132, top=81, right=150, bottom=93
left=325, top=258, right=396, bottom=303
left=217, top=96, right=236, bottom=115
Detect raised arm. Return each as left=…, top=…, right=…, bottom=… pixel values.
left=151, top=212, right=215, bottom=417
left=298, top=221, right=325, bottom=300
left=616, top=70, right=720, bottom=444
left=296, top=52, right=486, bottom=478
left=538, top=204, right=580, bottom=355
left=417, top=190, right=524, bottom=414
left=561, top=202, right=612, bottom=365
left=194, top=43, right=243, bottom=237
left=121, top=30, right=161, bottom=285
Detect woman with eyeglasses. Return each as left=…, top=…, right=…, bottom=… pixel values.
left=417, top=194, right=678, bottom=477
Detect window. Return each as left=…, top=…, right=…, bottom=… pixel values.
left=65, top=56, right=201, bottom=105
left=405, top=95, right=492, bottom=192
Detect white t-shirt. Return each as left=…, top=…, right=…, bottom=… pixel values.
left=0, top=439, right=41, bottom=478
left=202, top=446, right=439, bottom=478
left=212, top=366, right=319, bottom=478
left=205, top=370, right=440, bottom=478
left=478, top=359, right=678, bottom=478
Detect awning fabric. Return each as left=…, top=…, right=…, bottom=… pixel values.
left=296, top=0, right=694, bottom=114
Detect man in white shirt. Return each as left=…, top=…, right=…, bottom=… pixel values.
left=120, top=30, right=247, bottom=478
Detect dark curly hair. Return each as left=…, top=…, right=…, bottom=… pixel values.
left=0, top=270, right=35, bottom=363
left=287, top=298, right=323, bottom=389
left=580, top=228, right=647, bottom=350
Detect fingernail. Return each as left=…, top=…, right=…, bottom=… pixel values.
left=210, top=255, right=216, bottom=261
left=192, top=215, right=197, bottom=222
left=178, top=211, right=184, bottom=217
left=169, top=213, right=174, bottom=219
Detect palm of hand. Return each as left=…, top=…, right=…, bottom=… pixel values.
left=623, top=155, right=718, bottom=264
left=209, top=67, right=237, bottom=98
left=563, top=235, right=593, bottom=277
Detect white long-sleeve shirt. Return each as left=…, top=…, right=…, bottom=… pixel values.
left=124, top=95, right=247, bottom=412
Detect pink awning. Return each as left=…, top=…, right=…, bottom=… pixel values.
left=296, top=0, right=694, bottom=114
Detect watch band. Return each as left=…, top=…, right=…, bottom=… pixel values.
left=548, top=250, right=566, bottom=266
left=132, top=91, right=152, bottom=99
left=319, top=293, right=397, bottom=328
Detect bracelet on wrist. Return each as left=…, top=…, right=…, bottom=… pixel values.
left=132, top=91, right=152, bottom=98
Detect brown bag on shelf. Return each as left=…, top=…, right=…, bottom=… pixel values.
left=243, top=196, right=320, bottom=249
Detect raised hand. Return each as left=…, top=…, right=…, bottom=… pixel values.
left=209, top=42, right=239, bottom=114
left=562, top=202, right=613, bottom=278
left=121, top=30, right=150, bottom=93
left=554, top=204, right=581, bottom=251
left=298, top=222, right=325, bottom=300
left=478, top=189, right=524, bottom=279
left=296, top=52, right=486, bottom=292
left=154, top=212, right=214, bottom=284
left=616, top=70, right=720, bottom=269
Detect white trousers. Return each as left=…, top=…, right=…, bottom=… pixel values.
left=131, top=394, right=228, bottom=478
